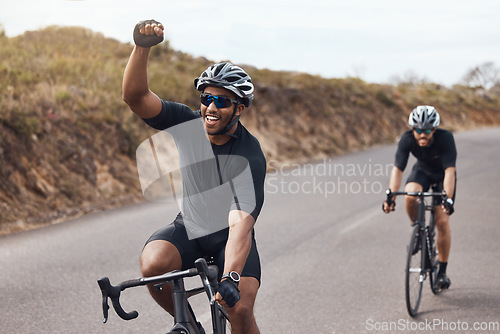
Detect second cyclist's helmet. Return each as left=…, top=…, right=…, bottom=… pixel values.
left=194, top=62, right=254, bottom=107
left=408, top=105, right=440, bottom=129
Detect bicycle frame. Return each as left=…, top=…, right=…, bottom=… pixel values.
left=415, top=193, right=437, bottom=279
left=97, top=258, right=228, bottom=334
left=387, top=189, right=442, bottom=234
left=386, top=189, right=445, bottom=316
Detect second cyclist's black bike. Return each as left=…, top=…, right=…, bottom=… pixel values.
left=97, top=257, right=230, bottom=333
left=386, top=189, right=446, bottom=317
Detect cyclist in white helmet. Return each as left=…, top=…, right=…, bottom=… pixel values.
left=122, top=20, right=265, bottom=333
left=383, top=105, right=457, bottom=290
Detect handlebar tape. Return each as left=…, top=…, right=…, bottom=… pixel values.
left=111, top=298, right=139, bottom=320
left=97, top=277, right=139, bottom=321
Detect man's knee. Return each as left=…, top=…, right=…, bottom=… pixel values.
left=404, top=183, right=422, bottom=204
left=404, top=182, right=422, bottom=193
left=231, top=298, right=254, bottom=316
left=227, top=277, right=259, bottom=320
left=140, top=240, right=181, bottom=277
left=435, top=212, right=450, bottom=233
left=227, top=299, right=256, bottom=331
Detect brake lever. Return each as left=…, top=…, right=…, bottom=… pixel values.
left=97, top=277, right=140, bottom=322
left=101, top=291, right=110, bottom=323
left=384, top=189, right=396, bottom=212
left=97, top=277, right=111, bottom=323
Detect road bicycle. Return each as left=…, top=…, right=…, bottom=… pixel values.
left=97, top=257, right=230, bottom=333
left=385, top=189, right=446, bottom=317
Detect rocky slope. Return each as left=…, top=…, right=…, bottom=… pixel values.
left=1, top=27, right=499, bottom=235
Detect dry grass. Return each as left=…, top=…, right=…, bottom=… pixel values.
left=1, top=26, right=500, bottom=233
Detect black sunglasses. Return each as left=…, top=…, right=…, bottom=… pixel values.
left=200, top=93, right=238, bottom=109
left=414, top=128, right=433, bottom=135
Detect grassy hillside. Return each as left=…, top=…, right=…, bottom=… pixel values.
left=1, top=26, right=499, bottom=234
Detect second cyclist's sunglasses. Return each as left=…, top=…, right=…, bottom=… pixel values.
left=200, top=93, right=239, bottom=109
left=413, top=128, right=434, bottom=135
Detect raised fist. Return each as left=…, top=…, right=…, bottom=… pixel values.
left=133, top=19, right=164, bottom=48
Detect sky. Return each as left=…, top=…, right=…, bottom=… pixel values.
left=1, top=0, right=499, bottom=86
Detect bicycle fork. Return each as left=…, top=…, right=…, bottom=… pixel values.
left=419, top=224, right=441, bottom=285
left=420, top=227, right=428, bottom=284
left=416, top=201, right=429, bottom=283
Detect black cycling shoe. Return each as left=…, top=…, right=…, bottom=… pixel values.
left=436, top=274, right=451, bottom=289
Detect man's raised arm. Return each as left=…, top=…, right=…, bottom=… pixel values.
left=122, top=20, right=164, bottom=119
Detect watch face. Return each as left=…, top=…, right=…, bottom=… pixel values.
left=229, top=271, right=240, bottom=282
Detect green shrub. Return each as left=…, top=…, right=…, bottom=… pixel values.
left=375, top=89, right=395, bottom=107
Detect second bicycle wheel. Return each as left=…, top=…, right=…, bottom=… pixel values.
left=405, top=225, right=425, bottom=317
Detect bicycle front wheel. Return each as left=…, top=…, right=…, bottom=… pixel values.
left=405, top=225, right=425, bottom=317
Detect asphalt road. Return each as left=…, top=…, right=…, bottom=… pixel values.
left=1, top=127, right=499, bottom=334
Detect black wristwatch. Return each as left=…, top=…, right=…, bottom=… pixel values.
left=221, top=271, right=241, bottom=285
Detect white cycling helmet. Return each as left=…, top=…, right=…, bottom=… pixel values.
left=408, top=105, right=440, bottom=129
left=194, top=62, right=254, bottom=107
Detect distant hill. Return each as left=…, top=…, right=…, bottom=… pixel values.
left=1, top=26, right=499, bottom=234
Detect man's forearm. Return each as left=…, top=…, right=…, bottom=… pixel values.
left=122, top=46, right=151, bottom=104
left=122, top=46, right=162, bottom=119
left=443, top=167, right=456, bottom=199
left=223, top=211, right=255, bottom=275
left=389, top=166, right=403, bottom=193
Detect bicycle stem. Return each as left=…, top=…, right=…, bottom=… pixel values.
left=171, top=279, right=191, bottom=324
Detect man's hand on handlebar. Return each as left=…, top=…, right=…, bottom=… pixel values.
left=382, top=189, right=396, bottom=213
left=441, top=196, right=454, bottom=215
left=215, top=279, right=240, bottom=308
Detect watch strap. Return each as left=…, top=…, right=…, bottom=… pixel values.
left=221, top=271, right=240, bottom=284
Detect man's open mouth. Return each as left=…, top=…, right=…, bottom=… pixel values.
left=418, top=138, right=429, bottom=145
left=205, top=114, right=220, bottom=127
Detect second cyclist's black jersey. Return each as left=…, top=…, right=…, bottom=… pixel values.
left=142, top=100, right=266, bottom=224
left=394, top=128, right=457, bottom=178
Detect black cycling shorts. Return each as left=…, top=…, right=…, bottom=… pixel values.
left=406, top=167, right=457, bottom=206
left=145, top=213, right=261, bottom=284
